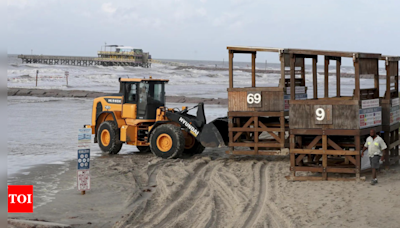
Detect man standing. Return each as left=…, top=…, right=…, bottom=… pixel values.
left=361, top=129, right=387, bottom=185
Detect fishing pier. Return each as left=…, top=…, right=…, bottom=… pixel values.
left=18, top=45, right=152, bottom=68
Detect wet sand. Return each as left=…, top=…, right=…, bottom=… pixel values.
left=7, top=88, right=228, bottom=105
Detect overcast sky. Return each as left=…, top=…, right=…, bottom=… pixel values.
left=7, top=0, right=400, bottom=63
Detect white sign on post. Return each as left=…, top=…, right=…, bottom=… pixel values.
left=392, top=98, right=399, bottom=107
left=361, top=99, right=379, bottom=109
left=65, top=71, right=69, bottom=86
left=77, top=170, right=91, bottom=191
left=77, top=128, right=91, bottom=193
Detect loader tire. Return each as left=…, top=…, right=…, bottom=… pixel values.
left=98, top=121, right=122, bottom=154
left=149, top=124, right=185, bottom=159
left=137, top=146, right=151, bottom=153
left=183, top=133, right=205, bottom=155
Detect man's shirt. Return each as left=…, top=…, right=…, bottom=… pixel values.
left=364, top=135, right=387, bottom=157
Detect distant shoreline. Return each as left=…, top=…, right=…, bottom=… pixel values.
left=7, top=87, right=229, bottom=105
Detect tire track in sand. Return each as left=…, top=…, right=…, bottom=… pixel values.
left=242, top=162, right=292, bottom=228
left=263, top=162, right=296, bottom=228
left=152, top=161, right=222, bottom=228
left=135, top=160, right=213, bottom=228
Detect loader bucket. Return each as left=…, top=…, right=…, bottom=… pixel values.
left=198, top=117, right=229, bottom=148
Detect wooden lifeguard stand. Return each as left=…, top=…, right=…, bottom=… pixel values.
left=285, top=49, right=384, bottom=181
left=381, top=56, right=400, bottom=167
left=226, top=46, right=309, bottom=155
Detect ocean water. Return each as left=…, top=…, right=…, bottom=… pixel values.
left=7, top=96, right=227, bottom=176
left=7, top=55, right=390, bottom=98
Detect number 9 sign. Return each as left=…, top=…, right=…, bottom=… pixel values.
left=315, top=108, right=325, bottom=121
left=314, top=105, right=332, bottom=124
left=247, top=92, right=262, bottom=107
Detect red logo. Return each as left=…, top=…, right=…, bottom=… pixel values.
left=8, top=185, right=33, bottom=213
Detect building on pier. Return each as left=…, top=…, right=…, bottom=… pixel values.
left=97, top=45, right=151, bottom=67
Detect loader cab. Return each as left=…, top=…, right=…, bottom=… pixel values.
left=120, top=78, right=168, bottom=120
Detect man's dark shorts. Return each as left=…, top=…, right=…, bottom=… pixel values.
left=370, top=155, right=381, bottom=169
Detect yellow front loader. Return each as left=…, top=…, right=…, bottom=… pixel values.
left=85, top=78, right=228, bottom=158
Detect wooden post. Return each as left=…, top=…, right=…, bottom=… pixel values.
left=395, top=62, right=399, bottom=96
left=374, top=59, right=380, bottom=98
left=385, top=61, right=390, bottom=100
left=252, top=52, right=256, bottom=87
left=279, top=52, right=285, bottom=88
left=301, top=58, right=305, bottom=86
left=313, top=57, right=318, bottom=99
left=289, top=134, right=296, bottom=179
left=280, top=111, right=285, bottom=148
left=229, top=51, right=233, bottom=89
left=336, top=58, right=341, bottom=97
left=36, top=70, right=39, bottom=87
left=322, top=134, right=328, bottom=180
left=384, top=132, right=390, bottom=168
left=228, top=116, right=234, bottom=154
left=324, top=56, right=329, bottom=98
left=81, top=191, right=85, bottom=195
left=290, top=54, right=296, bottom=100
left=254, top=116, right=258, bottom=154
left=355, top=135, right=361, bottom=179
left=354, top=58, right=360, bottom=100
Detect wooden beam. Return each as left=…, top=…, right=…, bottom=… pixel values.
left=289, top=99, right=358, bottom=105
left=254, top=116, right=259, bottom=153
left=230, top=127, right=282, bottom=132
left=225, top=150, right=282, bottom=156
left=296, top=154, right=306, bottom=165
left=306, top=136, right=322, bottom=149
left=385, top=63, right=391, bottom=100
left=324, top=56, right=329, bottom=98
left=336, top=58, right=341, bottom=97
left=301, top=57, right=305, bottom=86
left=354, top=60, right=360, bottom=100
left=327, top=138, right=342, bottom=150
left=290, top=134, right=296, bottom=178
left=228, top=142, right=282, bottom=147
left=322, top=134, right=328, bottom=180
left=267, top=131, right=282, bottom=144
left=228, top=117, right=234, bottom=153
left=279, top=52, right=286, bottom=88
left=229, top=51, right=233, bottom=88
left=345, top=156, right=357, bottom=166
left=228, top=111, right=283, bottom=117
left=290, top=54, right=296, bottom=100
left=290, top=149, right=360, bottom=155
left=252, top=52, right=256, bottom=87
left=375, top=59, right=380, bottom=98
left=227, top=87, right=284, bottom=92
left=313, top=57, right=318, bottom=99
left=233, top=117, right=254, bottom=141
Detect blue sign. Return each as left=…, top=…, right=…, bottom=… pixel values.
left=77, top=149, right=90, bottom=170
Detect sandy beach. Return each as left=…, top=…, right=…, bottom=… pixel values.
left=8, top=147, right=400, bottom=228
left=7, top=88, right=400, bottom=228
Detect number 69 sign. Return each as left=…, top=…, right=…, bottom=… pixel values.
left=247, top=92, right=262, bottom=107
left=314, top=105, right=332, bottom=124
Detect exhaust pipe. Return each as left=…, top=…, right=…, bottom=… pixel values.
left=198, top=117, right=228, bottom=148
